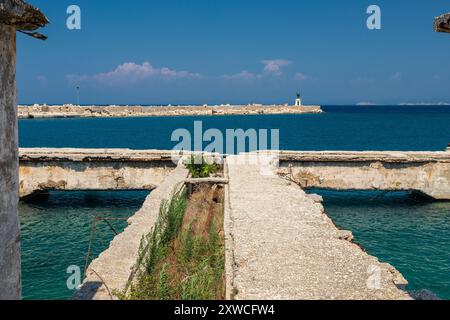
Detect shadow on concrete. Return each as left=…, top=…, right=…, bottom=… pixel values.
left=72, top=282, right=105, bottom=300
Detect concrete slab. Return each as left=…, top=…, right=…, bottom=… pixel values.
left=225, top=154, right=411, bottom=300
left=73, top=162, right=188, bottom=300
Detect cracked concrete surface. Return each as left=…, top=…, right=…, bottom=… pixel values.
left=73, top=152, right=413, bottom=300
left=225, top=154, right=411, bottom=300
left=73, top=162, right=188, bottom=300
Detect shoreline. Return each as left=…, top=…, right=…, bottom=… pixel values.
left=18, top=104, right=323, bottom=119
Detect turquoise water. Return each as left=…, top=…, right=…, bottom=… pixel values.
left=17, top=105, right=450, bottom=299
left=20, top=191, right=149, bottom=300
left=311, top=190, right=450, bottom=300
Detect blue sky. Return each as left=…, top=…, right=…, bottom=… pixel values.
left=17, top=0, right=450, bottom=105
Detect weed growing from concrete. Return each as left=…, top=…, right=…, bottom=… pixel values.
left=184, top=154, right=220, bottom=178
left=125, top=185, right=225, bottom=300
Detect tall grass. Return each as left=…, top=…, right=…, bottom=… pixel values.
left=125, top=185, right=225, bottom=300
left=126, top=188, right=187, bottom=299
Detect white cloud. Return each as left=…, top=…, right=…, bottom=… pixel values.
left=390, top=72, right=401, bottom=80
left=261, top=59, right=291, bottom=75
left=224, top=60, right=294, bottom=81
left=432, top=75, right=441, bottom=82
left=66, top=61, right=200, bottom=85
left=356, top=102, right=381, bottom=106
left=36, top=75, right=48, bottom=87
left=294, top=73, right=309, bottom=81
left=223, top=70, right=260, bottom=80
left=399, top=102, right=450, bottom=106
left=94, top=62, right=200, bottom=83
left=350, top=77, right=374, bottom=85
left=65, top=74, right=89, bottom=84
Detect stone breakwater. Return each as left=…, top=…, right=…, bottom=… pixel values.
left=18, top=104, right=322, bottom=119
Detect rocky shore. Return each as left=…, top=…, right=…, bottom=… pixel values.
left=18, top=104, right=322, bottom=119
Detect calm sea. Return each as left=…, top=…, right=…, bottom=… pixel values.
left=18, top=105, right=450, bottom=299
left=19, top=105, right=450, bottom=151
left=20, top=191, right=149, bottom=300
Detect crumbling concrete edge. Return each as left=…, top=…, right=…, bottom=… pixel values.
left=319, top=199, right=411, bottom=296
left=224, top=158, right=238, bottom=300
left=73, top=162, right=189, bottom=300
left=303, top=192, right=412, bottom=298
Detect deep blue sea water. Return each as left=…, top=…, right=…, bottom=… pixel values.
left=20, top=191, right=149, bottom=300
left=19, top=106, right=450, bottom=151
left=17, top=105, right=450, bottom=299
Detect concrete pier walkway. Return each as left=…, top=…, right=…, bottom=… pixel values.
left=70, top=151, right=418, bottom=300
left=225, top=154, right=411, bottom=300
left=74, top=162, right=188, bottom=300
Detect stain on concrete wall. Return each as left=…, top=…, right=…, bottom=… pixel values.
left=0, top=24, right=21, bottom=300
left=19, top=160, right=176, bottom=198
left=280, top=160, right=450, bottom=200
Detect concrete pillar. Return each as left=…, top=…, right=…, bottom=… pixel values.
left=0, top=24, right=21, bottom=300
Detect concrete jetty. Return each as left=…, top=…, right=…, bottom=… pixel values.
left=46, top=149, right=427, bottom=300
left=73, top=162, right=189, bottom=300
left=18, top=104, right=322, bottom=119
left=19, top=148, right=450, bottom=200
left=277, top=150, right=450, bottom=200
left=18, top=148, right=178, bottom=198
left=224, top=154, right=410, bottom=300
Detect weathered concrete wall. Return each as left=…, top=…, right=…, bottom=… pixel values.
left=0, top=24, right=21, bottom=300
left=19, top=149, right=178, bottom=197
left=73, top=162, right=189, bottom=300
left=18, top=104, right=323, bottom=119
left=20, top=149, right=450, bottom=200
left=277, top=151, right=450, bottom=200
